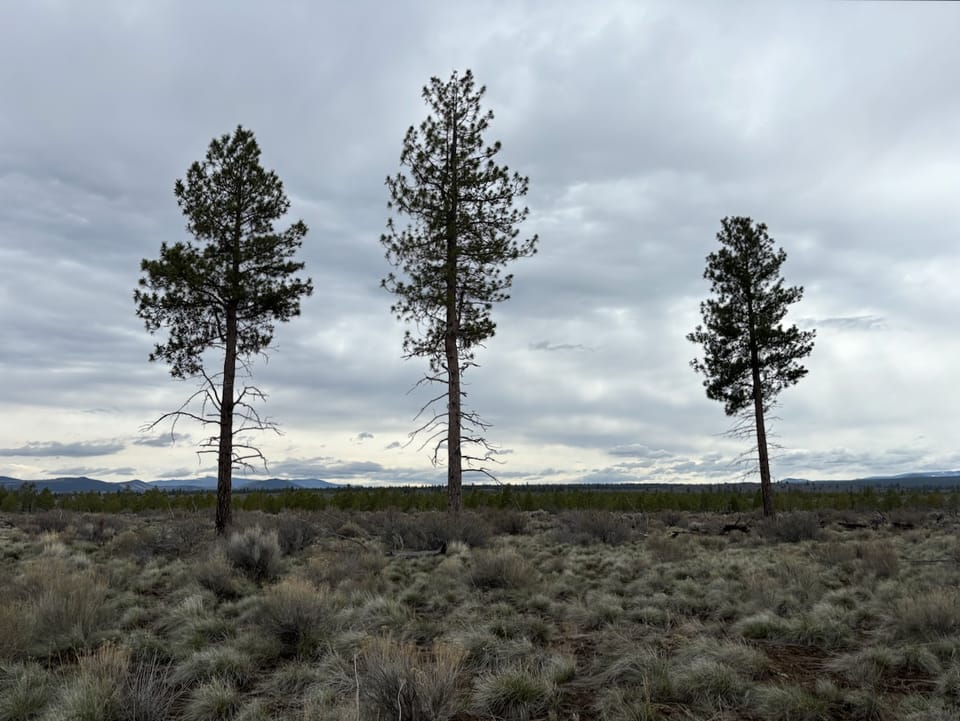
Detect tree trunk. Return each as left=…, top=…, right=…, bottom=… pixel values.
left=445, top=117, right=463, bottom=514
left=216, top=305, right=238, bottom=535
left=751, top=362, right=775, bottom=517
left=445, top=327, right=462, bottom=514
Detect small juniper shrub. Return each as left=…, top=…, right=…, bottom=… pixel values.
left=224, top=525, right=282, bottom=584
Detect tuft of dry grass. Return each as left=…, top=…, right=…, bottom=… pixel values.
left=468, top=549, right=536, bottom=591
left=254, top=576, right=334, bottom=659
left=892, top=589, right=960, bottom=641
left=1, top=508, right=958, bottom=719
left=358, top=637, right=465, bottom=721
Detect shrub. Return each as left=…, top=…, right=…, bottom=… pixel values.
left=555, top=511, right=634, bottom=546
left=224, top=526, right=282, bottom=584
left=255, top=577, right=334, bottom=659
left=374, top=511, right=491, bottom=551
left=485, top=509, right=529, bottom=536
left=358, top=638, right=464, bottom=721
left=468, top=550, right=535, bottom=591
left=305, top=549, right=387, bottom=591
left=269, top=513, right=318, bottom=555
left=759, top=512, right=823, bottom=543
left=194, top=552, right=250, bottom=601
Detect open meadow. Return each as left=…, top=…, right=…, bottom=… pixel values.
left=1, top=506, right=959, bottom=720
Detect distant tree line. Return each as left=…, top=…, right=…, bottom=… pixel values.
left=2, top=482, right=956, bottom=516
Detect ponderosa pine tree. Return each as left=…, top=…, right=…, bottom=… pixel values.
left=687, top=216, right=815, bottom=517
left=135, top=126, right=313, bottom=534
left=381, top=69, right=537, bottom=513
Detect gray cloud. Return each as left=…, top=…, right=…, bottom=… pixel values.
left=0, top=441, right=125, bottom=458
left=529, top=340, right=593, bottom=353
left=133, top=433, right=192, bottom=447
left=803, top=315, right=887, bottom=332
left=46, top=465, right=138, bottom=479
left=1, top=2, right=959, bottom=485
left=264, top=457, right=385, bottom=480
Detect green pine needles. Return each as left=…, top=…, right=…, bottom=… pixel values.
left=381, top=69, right=537, bottom=512
left=135, top=126, right=313, bottom=533
left=688, top=216, right=815, bottom=516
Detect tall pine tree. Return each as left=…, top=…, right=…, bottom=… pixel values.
left=381, top=70, right=537, bottom=512
left=688, top=216, right=815, bottom=516
left=135, top=126, right=313, bottom=534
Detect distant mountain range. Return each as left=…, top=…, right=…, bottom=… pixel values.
left=780, top=472, right=960, bottom=490
left=0, top=476, right=338, bottom=493
left=2, top=470, right=960, bottom=495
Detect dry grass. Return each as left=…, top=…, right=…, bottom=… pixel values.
left=0, top=508, right=957, bottom=720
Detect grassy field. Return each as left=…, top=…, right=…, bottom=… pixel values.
left=0, top=507, right=958, bottom=720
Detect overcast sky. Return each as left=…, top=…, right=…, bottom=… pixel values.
left=2, top=1, right=959, bottom=486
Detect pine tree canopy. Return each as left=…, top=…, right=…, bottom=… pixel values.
left=135, top=126, right=313, bottom=378
left=381, top=69, right=537, bottom=372
left=688, top=216, right=815, bottom=416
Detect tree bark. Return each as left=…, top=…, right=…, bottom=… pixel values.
left=445, top=117, right=463, bottom=514
left=216, top=304, right=237, bottom=535
left=751, top=361, right=775, bottom=517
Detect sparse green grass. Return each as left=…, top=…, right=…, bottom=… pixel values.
left=0, top=508, right=957, bottom=719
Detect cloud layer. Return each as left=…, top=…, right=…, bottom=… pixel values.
left=1, top=2, right=959, bottom=484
